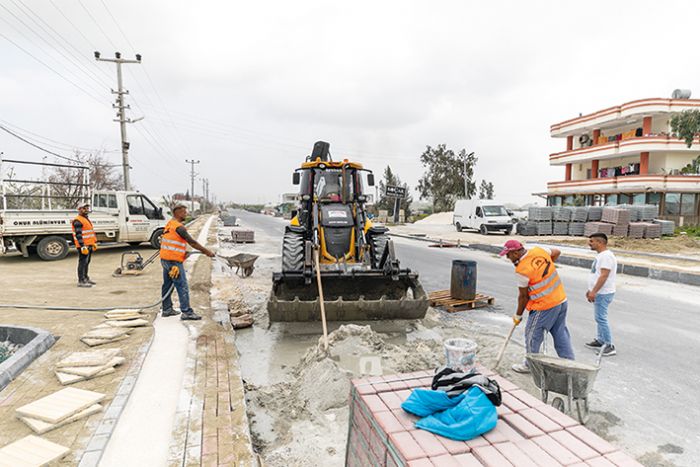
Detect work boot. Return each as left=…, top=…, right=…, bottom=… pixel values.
left=77, top=282, right=92, bottom=288
left=86, top=279, right=97, bottom=285
left=161, top=309, right=181, bottom=317
left=180, top=311, right=202, bottom=321
left=585, top=339, right=603, bottom=349
left=601, top=344, right=616, bottom=356
left=511, top=362, right=530, bottom=374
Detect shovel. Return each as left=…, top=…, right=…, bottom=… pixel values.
left=494, top=322, right=517, bottom=369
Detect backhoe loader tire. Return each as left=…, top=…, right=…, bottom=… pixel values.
left=282, top=230, right=304, bottom=271
left=370, top=234, right=390, bottom=268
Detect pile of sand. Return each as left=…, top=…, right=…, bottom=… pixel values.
left=414, top=211, right=454, bottom=225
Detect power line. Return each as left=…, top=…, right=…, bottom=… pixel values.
left=0, top=29, right=103, bottom=104
left=0, top=124, right=81, bottom=163
left=0, top=118, right=117, bottom=154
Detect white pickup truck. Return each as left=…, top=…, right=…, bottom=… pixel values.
left=1, top=190, right=168, bottom=260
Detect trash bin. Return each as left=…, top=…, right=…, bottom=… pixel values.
left=450, top=260, right=477, bottom=300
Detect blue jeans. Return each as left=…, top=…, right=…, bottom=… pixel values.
left=525, top=301, right=575, bottom=360
left=161, top=260, right=193, bottom=314
left=594, top=293, right=614, bottom=345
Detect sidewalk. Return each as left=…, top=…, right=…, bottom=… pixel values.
left=390, top=223, right=700, bottom=286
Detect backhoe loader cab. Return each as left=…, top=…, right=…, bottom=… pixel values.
left=268, top=141, right=429, bottom=322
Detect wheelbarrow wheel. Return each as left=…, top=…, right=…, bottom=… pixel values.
left=576, top=398, right=589, bottom=424
left=243, top=266, right=254, bottom=277
left=552, top=397, right=565, bottom=413
left=540, top=389, right=549, bottom=404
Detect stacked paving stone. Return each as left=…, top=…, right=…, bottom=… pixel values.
left=516, top=221, right=538, bottom=236
left=536, top=222, right=553, bottom=236
left=584, top=222, right=613, bottom=237
left=568, top=222, right=586, bottom=236
left=587, top=206, right=603, bottom=221
left=552, top=207, right=572, bottom=222
left=571, top=207, right=589, bottom=222
left=627, top=223, right=646, bottom=239
left=528, top=207, right=552, bottom=221
left=618, top=205, right=641, bottom=222
left=653, top=219, right=675, bottom=235
left=347, top=368, right=642, bottom=466
left=642, top=223, right=662, bottom=239
left=553, top=222, right=569, bottom=235
left=601, top=208, right=631, bottom=237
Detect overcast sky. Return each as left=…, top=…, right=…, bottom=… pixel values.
left=1, top=0, right=699, bottom=207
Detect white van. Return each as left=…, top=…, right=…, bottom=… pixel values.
left=453, top=199, right=514, bottom=235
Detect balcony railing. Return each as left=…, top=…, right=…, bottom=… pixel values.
left=549, top=136, right=700, bottom=165
left=547, top=174, right=700, bottom=194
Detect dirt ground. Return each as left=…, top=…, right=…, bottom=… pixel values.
left=539, top=235, right=700, bottom=256
left=212, top=222, right=548, bottom=467
left=0, top=218, right=208, bottom=465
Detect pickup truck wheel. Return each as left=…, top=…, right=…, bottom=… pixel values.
left=37, top=236, right=69, bottom=261
left=455, top=222, right=462, bottom=232
left=479, top=224, right=489, bottom=235
left=128, top=242, right=143, bottom=247
left=149, top=229, right=163, bottom=249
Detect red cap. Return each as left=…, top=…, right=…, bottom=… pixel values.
left=498, top=239, right=523, bottom=256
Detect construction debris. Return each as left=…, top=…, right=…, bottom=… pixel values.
left=0, top=435, right=70, bottom=466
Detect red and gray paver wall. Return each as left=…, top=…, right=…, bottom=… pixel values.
left=346, top=367, right=642, bottom=467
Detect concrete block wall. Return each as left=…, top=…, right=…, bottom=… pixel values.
left=346, top=366, right=643, bottom=466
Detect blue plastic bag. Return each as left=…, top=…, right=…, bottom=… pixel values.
left=401, top=388, right=465, bottom=417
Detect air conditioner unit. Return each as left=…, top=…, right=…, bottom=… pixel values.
left=578, top=134, right=592, bottom=147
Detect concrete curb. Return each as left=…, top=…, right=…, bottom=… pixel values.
left=0, top=325, right=56, bottom=392
left=76, top=334, right=155, bottom=467
left=390, top=233, right=700, bottom=287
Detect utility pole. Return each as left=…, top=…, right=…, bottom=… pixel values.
left=95, top=51, right=143, bottom=191
left=201, top=177, right=207, bottom=212
left=462, top=151, right=475, bottom=199
left=186, top=159, right=200, bottom=213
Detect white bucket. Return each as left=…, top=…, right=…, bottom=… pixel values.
left=444, top=338, right=478, bottom=372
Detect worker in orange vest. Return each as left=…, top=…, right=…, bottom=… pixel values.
left=499, top=240, right=575, bottom=373
left=160, top=204, right=215, bottom=320
left=72, top=203, right=98, bottom=287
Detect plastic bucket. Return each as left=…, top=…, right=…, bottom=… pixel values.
left=444, top=338, right=478, bottom=372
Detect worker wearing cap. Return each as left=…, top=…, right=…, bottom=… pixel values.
left=499, top=239, right=575, bottom=373
left=160, top=204, right=215, bottom=320
left=72, top=203, right=97, bottom=288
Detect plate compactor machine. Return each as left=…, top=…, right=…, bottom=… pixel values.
left=268, top=141, right=429, bottom=322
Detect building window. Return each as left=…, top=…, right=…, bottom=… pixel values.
left=664, top=193, right=680, bottom=215
left=646, top=193, right=661, bottom=205
left=618, top=193, right=632, bottom=204
left=632, top=193, right=646, bottom=205
left=606, top=194, right=618, bottom=205
left=681, top=193, right=697, bottom=216
left=563, top=195, right=574, bottom=206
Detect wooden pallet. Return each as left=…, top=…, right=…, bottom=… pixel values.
left=428, top=290, right=495, bottom=311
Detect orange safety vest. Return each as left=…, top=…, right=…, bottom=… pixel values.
left=515, top=247, right=567, bottom=311
left=72, top=215, right=97, bottom=247
left=160, top=219, right=188, bottom=263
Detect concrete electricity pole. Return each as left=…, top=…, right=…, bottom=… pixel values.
left=201, top=178, right=207, bottom=212
left=95, top=51, right=143, bottom=191
left=186, top=159, right=200, bottom=213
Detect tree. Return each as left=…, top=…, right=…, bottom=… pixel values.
left=478, top=180, right=495, bottom=200
left=670, top=110, right=700, bottom=147
left=46, top=151, right=123, bottom=209
left=417, top=144, right=477, bottom=212
left=376, top=165, right=412, bottom=217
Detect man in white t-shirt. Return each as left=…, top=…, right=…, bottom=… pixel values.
left=585, top=233, right=617, bottom=356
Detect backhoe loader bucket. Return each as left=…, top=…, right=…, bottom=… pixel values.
left=268, top=271, right=429, bottom=322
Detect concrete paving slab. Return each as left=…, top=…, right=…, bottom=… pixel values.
left=0, top=435, right=70, bottom=466
left=15, top=387, right=105, bottom=424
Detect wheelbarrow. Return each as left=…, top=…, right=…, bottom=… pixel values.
left=219, top=253, right=259, bottom=277
left=526, top=348, right=604, bottom=424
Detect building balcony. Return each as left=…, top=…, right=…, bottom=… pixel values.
left=550, top=98, right=700, bottom=137
left=546, top=174, right=700, bottom=195
left=549, top=136, right=699, bottom=165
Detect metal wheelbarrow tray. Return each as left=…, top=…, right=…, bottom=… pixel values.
left=526, top=352, right=601, bottom=423
left=220, top=253, right=259, bottom=277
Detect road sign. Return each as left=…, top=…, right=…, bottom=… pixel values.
left=385, top=185, right=407, bottom=198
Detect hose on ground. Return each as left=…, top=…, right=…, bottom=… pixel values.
left=0, top=284, right=176, bottom=312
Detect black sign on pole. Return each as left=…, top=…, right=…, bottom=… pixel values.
left=385, top=185, right=407, bottom=198
left=385, top=185, right=407, bottom=223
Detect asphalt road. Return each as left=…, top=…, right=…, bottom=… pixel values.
left=234, top=210, right=700, bottom=466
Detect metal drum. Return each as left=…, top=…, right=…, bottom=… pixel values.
left=450, top=260, right=477, bottom=300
